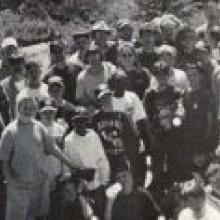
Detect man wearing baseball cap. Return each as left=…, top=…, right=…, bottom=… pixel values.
left=137, top=22, right=160, bottom=72
left=91, top=20, right=118, bottom=64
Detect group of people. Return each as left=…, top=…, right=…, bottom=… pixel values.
left=1, top=1, right=220, bottom=220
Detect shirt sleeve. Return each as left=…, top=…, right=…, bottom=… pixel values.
left=131, top=93, right=147, bottom=123
left=0, top=128, right=14, bottom=162
left=75, top=75, right=85, bottom=102
left=93, top=131, right=110, bottom=185
left=41, top=124, right=56, bottom=155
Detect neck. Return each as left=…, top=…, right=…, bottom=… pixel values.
left=114, top=90, right=125, bottom=98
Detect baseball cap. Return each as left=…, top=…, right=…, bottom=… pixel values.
left=139, top=22, right=160, bottom=35
left=1, top=37, right=18, bottom=49
left=156, top=44, right=177, bottom=57
left=92, top=20, right=111, bottom=33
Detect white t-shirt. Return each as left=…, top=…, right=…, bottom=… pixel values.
left=178, top=201, right=220, bottom=220
left=112, top=91, right=147, bottom=124
left=64, top=129, right=110, bottom=190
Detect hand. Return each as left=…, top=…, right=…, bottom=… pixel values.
left=77, top=180, right=88, bottom=195
left=106, top=183, right=122, bottom=200
left=144, top=170, right=153, bottom=189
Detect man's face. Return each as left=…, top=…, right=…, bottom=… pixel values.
left=11, top=62, right=24, bottom=76
left=159, top=53, right=175, bottom=67
left=88, top=51, right=101, bottom=66
left=205, top=1, right=220, bottom=23
left=26, top=65, right=41, bottom=88
left=118, top=27, right=133, bottom=41
left=94, top=31, right=109, bottom=44
left=181, top=33, right=197, bottom=53
left=117, top=47, right=135, bottom=71
left=50, top=50, right=65, bottom=65
left=140, top=31, right=156, bottom=48
left=161, top=26, right=175, bottom=43
left=49, top=84, right=64, bottom=99
left=76, top=36, right=90, bottom=51
left=74, top=119, right=87, bottom=136
left=116, top=170, right=133, bottom=194
left=40, top=111, right=56, bottom=125
left=18, top=98, right=37, bottom=121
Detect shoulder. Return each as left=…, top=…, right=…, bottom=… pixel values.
left=77, top=67, right=89, bottom=81
left=0, top=76, right=10, bottom=88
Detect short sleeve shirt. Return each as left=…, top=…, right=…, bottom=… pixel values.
left=0, top=119, right=54, bottom=189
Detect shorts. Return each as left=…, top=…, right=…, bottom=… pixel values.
left=6, top=180, right=50, bottom=220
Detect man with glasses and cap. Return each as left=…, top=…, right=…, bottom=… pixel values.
left=67, top=29, right=91, bottom=72
left=0, top=37, right=19, bottom=81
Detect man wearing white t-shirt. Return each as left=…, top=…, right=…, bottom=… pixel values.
left=107, top=71, right=151, bottom=187
left=64, top=107, right=110, bottom=219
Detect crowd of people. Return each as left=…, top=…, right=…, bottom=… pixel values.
left=1, top=1, right=220, bottom=220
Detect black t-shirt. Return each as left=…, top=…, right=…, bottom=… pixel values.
left=112, top=190, right=159, bottom=220
left=92, top=111, right=139, bottom=163
left=144, top=86, right=182, bottom=136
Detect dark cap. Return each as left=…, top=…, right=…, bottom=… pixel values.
left=50, top=41, right=64, bottom=53
left=8, top=53, right=24, bottom=64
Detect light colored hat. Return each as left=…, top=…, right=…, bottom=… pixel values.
left=156, top=44, right=177, bottom=57
left=92, top=20, right=111, bottom=33
left=1, top=37, right=18, bottom=49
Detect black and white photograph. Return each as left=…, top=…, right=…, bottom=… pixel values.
left=1, top=0, right=220, bottom=219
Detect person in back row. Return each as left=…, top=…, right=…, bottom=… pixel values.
left=137, top=22, right=160, bottom=72
left=76, top=42, right=116, bottom=113
left=45, top=41, right=76, bottom=104
left=0, top=37, right=19, bottom=81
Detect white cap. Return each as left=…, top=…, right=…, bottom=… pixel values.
left=1, top=37, right=18, bottom=49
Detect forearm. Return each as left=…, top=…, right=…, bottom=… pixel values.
left=51, top=146, right=74, bottom=171
left=136, top=119, right=151, bottom=155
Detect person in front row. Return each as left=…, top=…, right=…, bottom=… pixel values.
left=0, top=96, right=76, bottom=220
